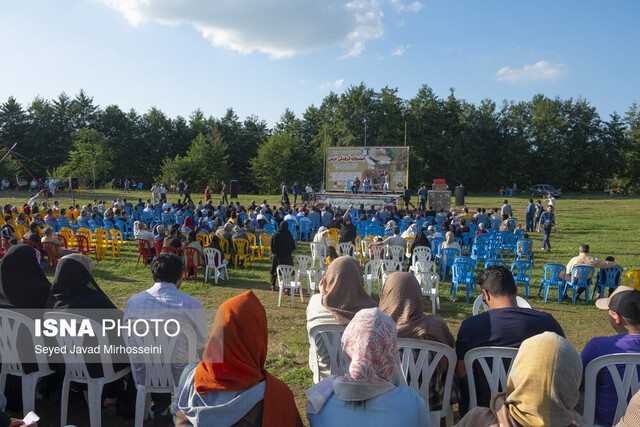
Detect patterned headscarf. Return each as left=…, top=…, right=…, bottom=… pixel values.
left=332, top=308, right=404, bottom=401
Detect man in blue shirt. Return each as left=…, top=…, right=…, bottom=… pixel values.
left=539, top=205, right=556, bottom=251
left=292, top=181, right=299, bottom=206
left=417, top=184, right=427, bottom=211
left=455, top=266, right=564, bottom=415
left=525, top=198, right=536, bottom=232
left=581, top=286, right=640, bottom=426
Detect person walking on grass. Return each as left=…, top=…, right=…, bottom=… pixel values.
left=539, top=205, right=556, bottom=252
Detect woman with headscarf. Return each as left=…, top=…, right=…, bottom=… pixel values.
left=176, top=290, right=303, bottom=427
left=380, top=272, right=455, bottom=411
left=306, top=256, right=377, bottom=382
left=269, top=221, right=296, bottom=291
left=16, top=212, right=29, bottom=227
left=409, top=224, right=431, bottom=262
left=456, top=331, right=582, bottom=427
left=0, top=245, right=50, bottom=308
left=185, top=230, right=205, bottom=264
left=306, top=308, right=427, bottom=426
left=338, top=214, right=357, bottom=245
left=46, top=254, right=114, bottom=309
left=133, top=221, right=154, bottom=243
left=206, top=235, right=226, bottom=267
left=440, top=231, right=461, bottom=254
left=30, top=212, right=44, bottom=228
left=402, top=222, right=418, bottom=239
left=182, top=215, right=195, bottom=231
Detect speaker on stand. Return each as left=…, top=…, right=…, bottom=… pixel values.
left=69, top=177, right=78, bottom=204
left=230, top=180, right=239, bottom=200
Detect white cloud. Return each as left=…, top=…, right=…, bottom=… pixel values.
left=496, top=60, right=569, bottom=83
left=319, top=79, right=344, bottom=90
left=98, top=0, right=422, bottom=59
left=391, top=44, right=408, bottom=56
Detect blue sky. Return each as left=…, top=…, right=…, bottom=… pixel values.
left=1, top=0, right=638, bottom=126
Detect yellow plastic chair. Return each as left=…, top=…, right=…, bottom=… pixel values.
left=76, top=228, right=96, bottom=249
left=219, top=238, right=231, bottom=261
left=109, top=229, right=130, bottom=255
left=247, top=233, right=261, bottom=260
left=196, top=233, right=210, bottom=248
left=93, top=232, right=110, bottom=260
left=93, top=228, right=115, bottom=258
left=327, top=228, right=340, bottom=240
left=259, top=234, right=272, bottom=260
left=14, top=224, right=28, bottom=240
left=59, top=227, right=77, bottom=247
left=233, top=239, right=252, bottom=269
left=627, top=269, right=640, bottom=291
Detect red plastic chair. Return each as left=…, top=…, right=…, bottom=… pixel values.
left=153, top=240, right=163, bottom=257
left=41, top=241, right=62, bottom=272
left=182, top=247, right=204, bottom=281
left=76, top=234, right=97, bottom=261
left=161, top=246, right=179, bottom=255
left=136, top=239, right=153, bottom=266
left=54, top=233, right=70, bottom=249
left=23, top=239, right=40, bottom=251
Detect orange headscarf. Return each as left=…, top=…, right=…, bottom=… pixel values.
left=194, top=290, right=302, bottom=427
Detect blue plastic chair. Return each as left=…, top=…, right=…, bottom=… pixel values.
left=515, top=239, right=533, bottom=261
left=299, top=221, right=311, bottom=241
left=461, top=232, right=472, bottom=254
left=511, top=260, right=534, bottom=298
left=431, top=237, right=445, bottom=259
left=451, top=261, right=475, bottom=303
left=538, top=263, right=567, bottom=304
left=455, top=256, right=477, bottom=287
left=470, top=243, right=488, bottom=266
left=117, top=221, right=133, bottom=241
left=263, top=223, right=276, bottom=235
left=490, top=219, right=501, bottom=230
left=439, top=247, right=460, bottom=280
left=474, top=233, right=490, bottom=244
left=590, top=265, right=624, bottom=301
left=285, top=219, right=298, bottom=240
left=563, top=265, right=595, bottom=304
left=503, top=232, right=518, bottom=258
left=484, top=259, right=506, bottom=269
left=476, top=218, right=488, bottom=228
left=45, top=220, right=58, bottom=232
left=425, top=216, right=435, bottom=225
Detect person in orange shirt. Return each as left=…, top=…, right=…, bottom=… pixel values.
left=204, top=186, right=211, bottom=204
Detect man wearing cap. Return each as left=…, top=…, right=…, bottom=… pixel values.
left=581, top=286, right=640, bottom=426
left=426, top=225, right=443, bottom=252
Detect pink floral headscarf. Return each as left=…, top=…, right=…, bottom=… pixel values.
left=333, top=308, right=404, bottom=401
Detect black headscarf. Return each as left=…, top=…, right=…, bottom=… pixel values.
left=339, top=216, right=357, bottom=243
left=0, top=245, right=50, bottom=308
left=270, top=221, right=296, bottom=257
left=46, top=257, right=115, bottom=309
left=411, top=227, right=431, bottom=253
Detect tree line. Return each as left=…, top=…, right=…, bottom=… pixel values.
left=0, top=86, right=638, bottom=195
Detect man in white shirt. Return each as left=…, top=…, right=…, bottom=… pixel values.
left=124, top=253, right=207, bottom=418
left=426, top=225, right=443, bottom=251
left=284, top=209, right=298, bottom=225
left=305, top=183, right=313, bottom=202
left=383, top=226, right=407, bottom=249
left=48, top=178, right=57, bottom=196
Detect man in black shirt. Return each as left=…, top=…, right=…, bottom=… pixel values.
left=455, top=266, right=564, bottom=415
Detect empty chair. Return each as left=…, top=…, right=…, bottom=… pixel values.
left=294, top=254, right=312, bottom=292
left=410, top=260, right=437, bottom=276
left=464, top=346, right=519, bottom=410
left=386, top=244, right=406, bottom=264
left=538, top=263, right=567, bottom=304
left=309, top=241, right=327, bottom=267
left=439, top=247, right=461, bottom=280
left=411, top=245, right=432, bottom=264
left=515, top=238, right=533, bottom=261
left=484, top=259, right=506, bottom=269
left=591, top=265, right=624, bottom=300
left=451, top=260, right=475, bottom=303
left=511, top=260, right=534, bottom=298
left=276, top=265, right=303, bottom=307
left=363, top=260, right=383, bottom=295
left=336, top=242, right=355, bottom=258
left=307, top=267, right=325, bottom=296
left=203, top=247, right=228, bottom=284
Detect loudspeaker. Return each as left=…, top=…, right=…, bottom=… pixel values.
left=69, top=177, right=79, bottom=190
left=230, top=180, right=239, bottom=199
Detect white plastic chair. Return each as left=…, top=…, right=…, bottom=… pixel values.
left=380, top=260, right=403, bottom=291
left=412, top=246, right=432, bottom=264
left=464, top=346, right=519, bottom=410
left=308, top=324, right=347, bottom=383
left=415, top=271, right=440, bottom=314
left=337, top=242, right=355, bottom=258
left=397, top=338, right=456, bottom=427
left=410, top=260, right=437, bottom=275
left=43, top=312, right=131, bottom=427
left=307, top=267, right=325, bottom=296
left=309, top=242, right=327, bottom=267
left=203, top=248, right=228, bottom=284
left=277, top=265, right=304, bottom=307
left=386, top=244, right=406, bottom=264
left=370, top=245, right=385, bottom=261
left=363, top=260, right=382, bottom=295
left=0, top=309, right=55, bottom=414
left=472, top=295, right=531, bottom=315
left=576, top=353, right=640, bottom=427
left=294, top=254, right=312, bottom=293
left=125, top=323, right=197, bottom=427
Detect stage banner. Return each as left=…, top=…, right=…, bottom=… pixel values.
left=325, top=146, right=409, bottom=192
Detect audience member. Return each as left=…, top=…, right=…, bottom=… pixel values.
left=0, top=245, right=50, bottom=308
left=455, top=266, right=565, bottom=414
left=269, top=221, right=296, bottom=291
left=41, top=227, right=74, bottom=256
left=456, top=332, right=582, bottom=427
left=306, top=256, right=377, bottom=382
left=564, top=244, right=620, bottom=300
left=581, top=286, right=640, bottom=426
left=306, top=308, right=427, bottom=426
left=175, top=290, right=303, bottom=427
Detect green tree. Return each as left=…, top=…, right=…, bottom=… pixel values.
left=59, top=128, right=113, bottom=188
left=249, top=131, right=308, bottom=193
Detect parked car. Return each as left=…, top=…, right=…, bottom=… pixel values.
left=530, top=184, right=562, bottom=198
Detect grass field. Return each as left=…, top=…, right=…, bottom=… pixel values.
left=2, top=188, right=639, bottom=426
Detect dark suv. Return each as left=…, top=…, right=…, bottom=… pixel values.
left=530, top=184, right=562, bottom=198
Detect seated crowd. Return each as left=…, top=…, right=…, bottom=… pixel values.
left=0, top=192, right=637, bottom=427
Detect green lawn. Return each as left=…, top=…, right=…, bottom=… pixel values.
left=2, top=188, right=639, bottom=426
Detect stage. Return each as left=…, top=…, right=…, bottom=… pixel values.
left=314, top=192, right=401, bottom=210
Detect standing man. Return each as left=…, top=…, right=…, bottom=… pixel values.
left=534, top=199, right=544, bottom=231
left=581, top=286, right=640, bottom=426
left=382, top=171, right=390, bottom=194
left=525, top=199, right=536, bottom=232
left=545, top=192, right=555, bottom=209
left=305, top=183, right=313, bottom=203
left=292, top=181, right=299, bottom=206
left=500, top=199, right=512, bottom=221
left=178, top=180, right=185, bottom=197
left=417, top=184, right=427, bottom=212
left=49, top=177, right=58, bottom=196
left=151, top=182, right=161, bottom=204
left=539, top=205, right=556, bottom=252
left=159, top=183, right=167, bottom=202
left=402, top=186, right=411, bottom=211
left=220, top=181, right=229, bottom=205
